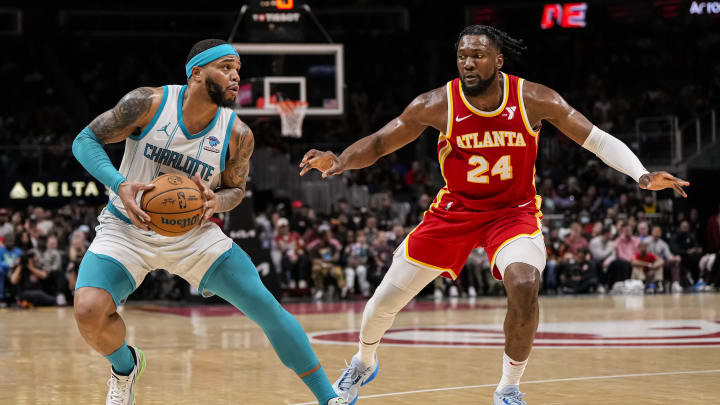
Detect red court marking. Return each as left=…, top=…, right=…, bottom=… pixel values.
left=311, top=329, right=720, bottom=347
left=135, top=300, right=505, bottom=317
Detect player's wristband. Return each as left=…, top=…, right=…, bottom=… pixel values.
left=72, top=126, right=126, bottom=194
left=581, top=126, right=649, bottom=183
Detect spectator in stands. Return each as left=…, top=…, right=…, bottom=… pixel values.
left=33, top=207, right=54, bottom=235
left=648, top=226, right=682, bottom=293
left=289, top=200, right=310, bottom=234
left=0, top=208, right=13, bottom=243
left=636, top=221, right=651, bottom=242
left=10, top=251, right=55, bottom=307
left=24, top=216, right=41, bottom=248
left=615, top=224, right=639, bottom=261
left=672, top=220, right=704, bottom=286
left=589, top=226, right=615, bottom=292
left=343, top=230, right=370, bottom=298
left=404, top=161, right=428, bottom=190
left=407, top=193, right=431, bottom=225
left=274, top=217, right=310, bottom=290
left=554, top=184, right=576, bottom=211
left=470, top=248, right=503, bottom=296
left=706, top=203, right=720, bottom=252
left=558, top=248, right=599, bottom=294
left=0, top=235, right=22, bottom=302
left=367, top=244, right=392, bottom=293
left=65, top=229, right=88, bottom=293
left=589, top=221, right=603, bottom=239
left=607, top=224, right=638, bottom=288
left=583, top=186, right=603, bottom=217
left=332, top=197, right=352, bottom=218
left=363, top=216, right=379, bottom=242
left=33, top=235, right=66, bottom=305
left=689, top=208, right=703, bottom=243
left=602, top=188, right=619, bottom=210
left=565, top=222, right=589, bottom=254
left=631, top=241, right=665, bottom=293
left=308, top=224, right=344, bottom=300
left=389, top=224, right=406, bottom=245
left=17, top=230, right=33, bottom=251
left=35, top=235, right=61, bottom=273
left=642, top=195, right=657, bottom=214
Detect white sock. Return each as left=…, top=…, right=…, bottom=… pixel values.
left=496, top=352, right=528, bottom=392
left=357, top=340, right=378, bottom=367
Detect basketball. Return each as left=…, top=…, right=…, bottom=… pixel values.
left=140, top=174, right=204, bottom=237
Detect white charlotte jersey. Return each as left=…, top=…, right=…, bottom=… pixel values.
left=106, top=85, right=236, bottom=222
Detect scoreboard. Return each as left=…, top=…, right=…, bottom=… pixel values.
left=467, top=0, right=717, bottom=31
left=247, top=0, right=307, bottom=42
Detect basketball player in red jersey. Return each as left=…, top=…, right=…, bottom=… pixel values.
left=300, top=25, right=689, bottom=404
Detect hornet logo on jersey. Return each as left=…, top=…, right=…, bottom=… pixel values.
left=156, top=122, right=172, bottom=137
left=204, top=136, right=221, bottom=153
left=502, top=106, right=516, bottom=120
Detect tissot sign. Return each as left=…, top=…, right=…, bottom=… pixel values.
left=3, top=178, right=107, bottom=203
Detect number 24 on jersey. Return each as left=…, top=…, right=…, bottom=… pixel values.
left=467, top=155, right=512, bottom=184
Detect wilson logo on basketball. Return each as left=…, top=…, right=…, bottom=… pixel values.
left=160, top=214, right=201, bottom=228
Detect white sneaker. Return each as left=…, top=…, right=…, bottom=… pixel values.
left=289, top=280, right=297, bottom=289
left=449, top=286, right=459, bottom=297
left=327, top=398, right=347, bottom=405
left=314, top=290, right=324, bottom=301
left=671, top=281, right=682, bottom=293
left=468, top=286, right=477, bottom=297
left=434, top=288, right=443, bottom=301
left=299, top=280, right=308, bottom=289
left=106, top=346, right=146, bottom=405
left=56, top=294, right=67, bottom=306
left=333, top=353, right=379, bottom=405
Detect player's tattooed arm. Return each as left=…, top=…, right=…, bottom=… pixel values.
left=216, top=119, right=254, bottom=212
left=88, top=87, right=162, bottom=143
left=300, top=86, right=447, bottom=177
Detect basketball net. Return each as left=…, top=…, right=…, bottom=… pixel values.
left=275, top=100, right=308, bottom=138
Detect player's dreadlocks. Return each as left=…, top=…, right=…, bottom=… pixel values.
left=455, top=25, right=527, bottom=59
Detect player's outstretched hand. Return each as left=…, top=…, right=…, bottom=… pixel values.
left=117, top=181, right=155, bottom=231
left=193, top=173, right=216, bottom=226
left=299, top=149, right=344, bottom=178
left=639, top=171, right=690, bottom=198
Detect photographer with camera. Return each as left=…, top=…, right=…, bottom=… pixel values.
left=9, top=251, right=56, bottom=307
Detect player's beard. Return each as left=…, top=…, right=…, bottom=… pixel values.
left=461, top=68, right=497, bottom=97
left=205, top=77, right=235, bottom=107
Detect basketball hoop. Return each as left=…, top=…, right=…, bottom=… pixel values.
left=275, top=100, right=308, bottom=138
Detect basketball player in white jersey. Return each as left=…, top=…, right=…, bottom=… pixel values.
left=72, top=39, right=344, bottom=405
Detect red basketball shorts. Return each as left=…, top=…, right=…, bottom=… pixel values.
left=403, top=196, right=543, bottom=280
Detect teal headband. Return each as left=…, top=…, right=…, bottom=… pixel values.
left=185, top=44, right=240, bottom=79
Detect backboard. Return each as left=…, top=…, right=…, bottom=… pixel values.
left=231, top=43, right=344, bottom=117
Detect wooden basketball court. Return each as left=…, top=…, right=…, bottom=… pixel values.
left=2, top=294, right=719, bottom=404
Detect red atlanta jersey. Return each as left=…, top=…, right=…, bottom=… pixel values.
left=434, top=73, right=540, bottom=212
